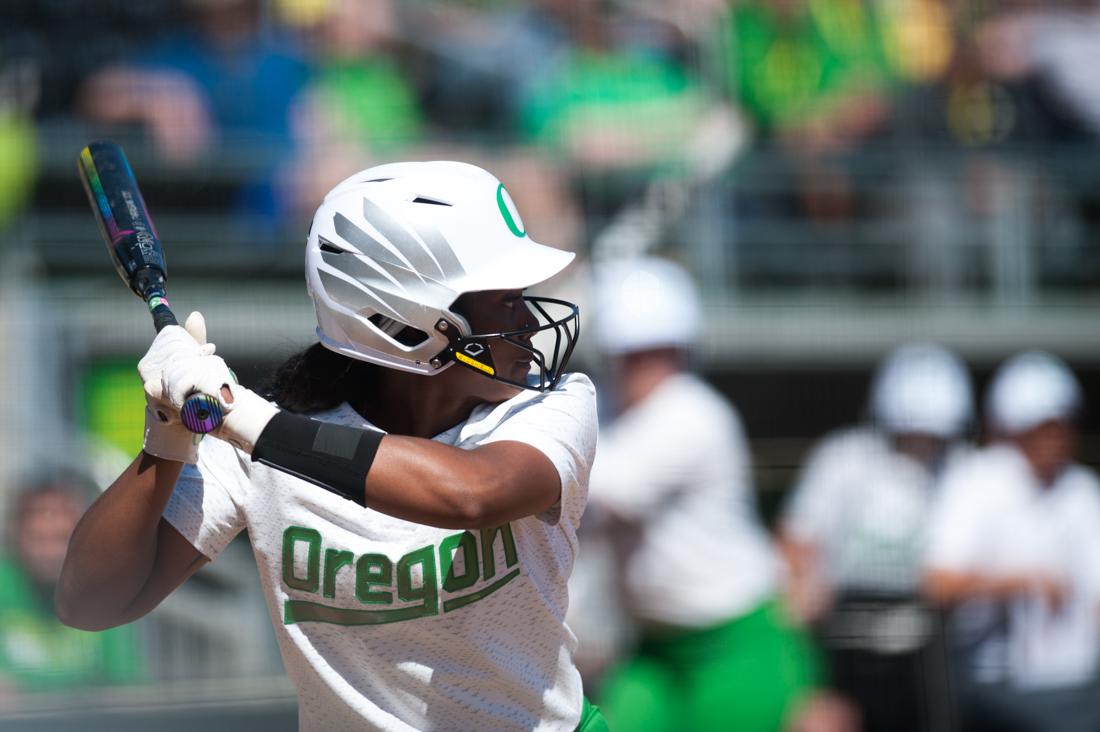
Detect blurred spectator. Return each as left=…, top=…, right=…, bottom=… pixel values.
left=0, top=474, right=143, bottom=695
left=418, top=0, right=715, bottom=136
left=876, top=0, right=955, bottom=85
left=975, top=0, right=1100, bottom=141
left=779, top=343, right=974, bottom=732
left=0, top=0, right=179, bottom=120
left=895, top=1, right=1095, bottom=149
left=78, top=0, right=309, bottom=225
left=891, top=2, right=1089, bottom=297
left=516, top=1, right=720, bottom=178
left=580, top=257, right=852, bottom=732
left=924, top=351, right=1100, bottom=732
left=716, top=0, right=892, bottom=140
left=285, top=0, right=427, bottom=216
left=416, top=0, right=579, bottom=136
left=0, top=54, right=38, bottom=236
left=712, top=0, right=895, bottom=221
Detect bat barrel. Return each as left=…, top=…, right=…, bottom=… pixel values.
left=79, top=141, right=168, bottom=296
left=80, top=139, right=223, bottom=435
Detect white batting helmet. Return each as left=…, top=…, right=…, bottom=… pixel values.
left=306, top=161, right=580, bottom=391
left=986, top=350, right=1082, bottom=434
left=870, top=343, right=973, bottom=438
left=591, top=256, right=702, bottom=355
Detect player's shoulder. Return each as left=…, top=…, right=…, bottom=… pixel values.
left=649, top=372, right=740, bottom=423
left=938, top=443, right=1027, bottom=501
left=1056, top=462, right=1100, bottom=508
left=461, top=371, right=597, bottom=440
left=307, top=401, right=373, bottom=428
left=554, top=371, right=597, bottom=399
left=956, top=443, right=1019, bottom=474
left=504, top=371, right=597, bottom=415
left=808, top=426, right=888, bottom=463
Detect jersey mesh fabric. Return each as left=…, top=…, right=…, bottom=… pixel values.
left=163, top=373, right=597, bottom=731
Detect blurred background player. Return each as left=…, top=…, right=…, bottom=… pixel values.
left=0, top=473, right=143, bottom=696
left=924, top=351, right=1100, bottom=732
left=580, top=256, right=853, bottom=732
left=779, top=343, right=973, bottom=732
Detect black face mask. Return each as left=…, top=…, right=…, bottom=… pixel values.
left=431, top=296, right=580, bottom=392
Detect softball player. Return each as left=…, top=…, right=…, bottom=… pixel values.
left=924, top=351, right=1100, bottom=732
left=56, top=162, right=607, bottom=731
left=779, top=343, right=973, bottom=732
left=582, top=257, right=828, bottom=732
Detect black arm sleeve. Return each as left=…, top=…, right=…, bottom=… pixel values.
left=251, top=412, right=383, bottom=506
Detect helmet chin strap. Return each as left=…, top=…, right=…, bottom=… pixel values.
left=430, top=318, right=498, bottom=378
left=429, top=296, right=579, bottom=392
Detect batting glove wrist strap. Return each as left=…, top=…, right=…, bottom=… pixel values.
left=216, top=386, right=280, bottom=455
left=143, top=405, right=204, bottom=463
left=251, top=412, right=382, bottom=506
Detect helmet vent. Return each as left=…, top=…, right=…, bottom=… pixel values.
left=368, top=314, right=429, bottom=347
left=319, top=238, right=345, bottom=254
left=412, top=196, right=452, bottom=206
left=365, top=178, right=393, bottom=183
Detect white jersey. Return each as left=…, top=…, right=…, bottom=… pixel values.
left=783, top=428, right=965, bottom=595
left=925, top=444, right=1100, bottom=689
left=163, top=373, right=598, bottom=731
left=587, top=373, right=777, bottom=628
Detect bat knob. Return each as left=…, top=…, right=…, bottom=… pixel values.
left=181, top=393, right=225, bottom=434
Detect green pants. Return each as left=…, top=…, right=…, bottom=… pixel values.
left=578, top=696, right=611, bottom=731
left=597, top=599, right=819, bottom=732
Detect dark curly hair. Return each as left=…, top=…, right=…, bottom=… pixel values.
left=261, top=343, right=381, bottom=414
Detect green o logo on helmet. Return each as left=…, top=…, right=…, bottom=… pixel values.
left=496, top=184, right=526, bottom=238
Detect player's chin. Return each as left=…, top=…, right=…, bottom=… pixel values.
left=508, top=358, right=533, bottom=384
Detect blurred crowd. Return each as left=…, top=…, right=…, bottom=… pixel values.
left=1, top=0, right=1100, bottom=245
left=0, top=473, right=143, bottom=699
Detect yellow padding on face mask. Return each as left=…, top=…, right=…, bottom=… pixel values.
left=455, top=352, right=495, bottom=375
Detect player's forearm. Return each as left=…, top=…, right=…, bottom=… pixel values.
left=923, top=569, right=1035, bottom=605
left=777, top=533, right=817, bottom=579
left=55, top=452, right=182, bottom=630
left=365, top=437, right=559, bottom=529
left=249, top=411, right=560, bottom=529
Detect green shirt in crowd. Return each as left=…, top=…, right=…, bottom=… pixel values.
left=0, top=556, right=144, bottom=693
left=313, top=58, right=424, bottom=153
left=717, top=0, right=893, bottom=132
left=519, top=50, right=709, bottom=171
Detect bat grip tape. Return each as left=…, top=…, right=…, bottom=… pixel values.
left=252, top=412, right=383, bottom=506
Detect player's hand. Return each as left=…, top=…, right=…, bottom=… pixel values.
left=213, top=381, right=280, bottom=455
left=146, top=326, right=280, bottom=455
left=137, top=311, right=215, bottom=463
left=1031, top=575, right=1067, bottom=613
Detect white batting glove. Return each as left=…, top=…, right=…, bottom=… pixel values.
left=138, top=311, right=215, bottom=463
left=153, top=343, right=280, bottom=457
left=214, top=383, right=280, bottom=455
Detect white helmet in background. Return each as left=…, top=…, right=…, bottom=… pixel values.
left=306, top=161, right=580, bottom=391
left=870, top=343, right=973, bottom=438
left=592, top=256, right=703, bottom=355
left=986, top=350, right=1082, bottom=434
